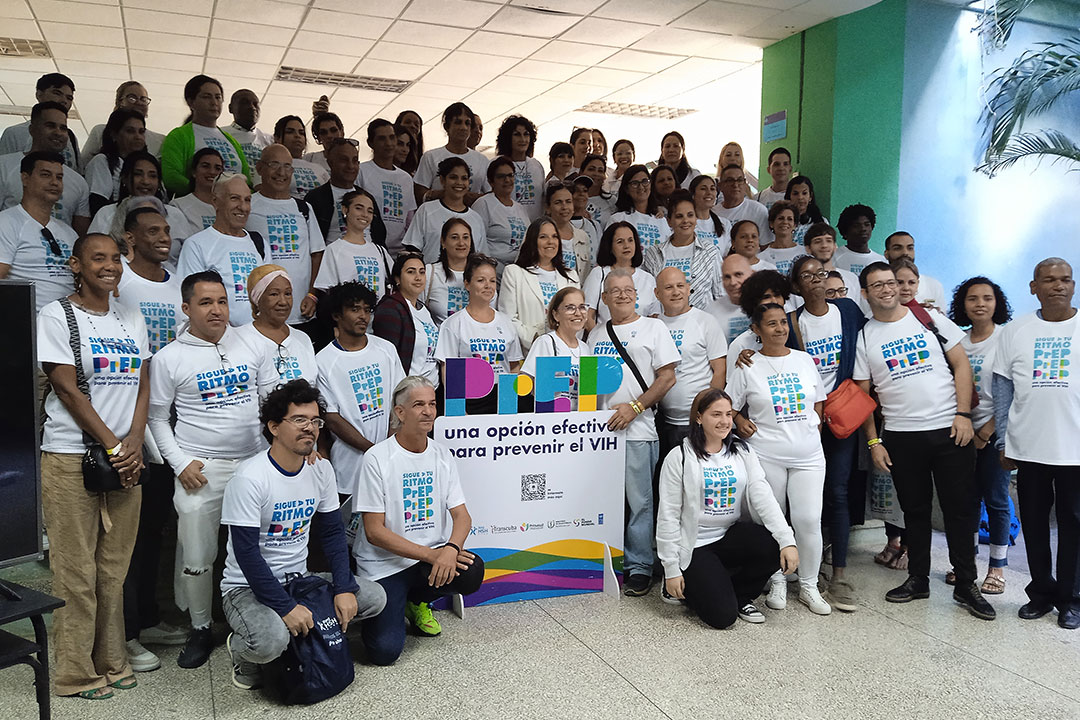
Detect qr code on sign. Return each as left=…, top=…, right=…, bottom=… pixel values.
left=521, top=473, right=546, bottom=501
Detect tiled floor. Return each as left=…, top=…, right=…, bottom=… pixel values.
left=2, top=525, right=1078, bottom=720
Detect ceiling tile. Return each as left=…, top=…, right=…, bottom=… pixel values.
left=509, top=0, right=605, bottom=11
left=483, top=6, right=582, bottom=38
left=671, top=2, right=779, bottom=36
left=593, top=0, right=702, bottom=25
left=456, top=31, right=548, bottom=59
left=56, top=59, right=130, bottom=81
left=401, top=0, right=500, bottom=29
left=268, top=79, right=338, bottom=100
left=65, top=76, right=130, bottom=94
left=0, top=69, right=47, bottom=88
left=123, top=8, right=210, bottom=36
left=1, top=82, right=40, bottom=106
left=214, top=0, right=307, bottom=27
left=126, top=29, right=205, bottom=55
left=123, top=0, right=214, bottom=13
left=599, top=49, right=686, bottom=73
left=282, top=48, right=358, bottom=74
left=289, top=31, right=371, bottom=53
left=367, top=42, right=448, bottom=67
left=0, top=56, right=56, bottom=74
left=558, top=17, right=655, bottom=47
left=402, top=82, right=468, bottom=102
left=210, top=59, right=280, bottom=81
left=208, top=38, right=285, bottom=66
left=741, top=9, right=833, bottom=38
left=352, top=57, right=430, bottom=81
left=482, top=74, right=557, bottom=97
left=0, top=0, right=33, bottom=19
left=631, top=27, right=734, bottom=55
left=330, top=87, right=400, bottom=105
left=313, top=0, right=408, bottom=16
left=41, top=21, right=125, bottom=45
left=528, top=41, right=616, bottom=66
left=420, top=51, right=518, bottom=90
left=541, top=82, right=608, bottom=104
left=32, top=0, right=122, bottom=25
left=212, top=18, right=295, bottom=45
left=795, top=0, right=890, bottom=12
left=0, top=18, right=41, bottom=38
left=695, top=39, right=765, bottom=62
left=301, top=10, right=391, bottom=40
left=570, top=66, right=649, bottom=88
left=129, top=49, right=204, bottom=73
left=48, top=42, right=129, bottom=65
left=130, top=65, right=196, bottom=86
left=506, top=59, right=583, bottom=82
left=381, top=20, right=471, bottom=49
left=211, top=77, right=270, bottom=98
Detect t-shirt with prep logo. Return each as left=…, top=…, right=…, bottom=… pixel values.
left=414, top=146, right=491, bottom=196
left=192, top=123, right=244, bottom=176
left=832, top=246, right=885, bottom=278
left=407, top=301, right=440, bottom=384
left=798, top=303, right=844, bottom=391
left=0, top=205, right=77, bottom=311
left=402, top=200, right=488, bottom=265
left=247, top=193, right=326, bottom=324
left=514, top=158, right=546, bottom=221
left=0, top=152, right=90, bottom=227
left=471, top=193, right=529, bottom=271
left=587, top=316, right=681, bottom=443
left=534, top=267, right=559, bottom=305
left=176, top=226, right=263, bottom=326
left=994, top=311, right=1080, bottom=465
left=316, top=335, right=405, bottom=495
left=220, top=451, right=339, bottom=592
left=961, top=324, right=1000, bottom=429
left=234, top=322, right=318, bottom=385
left=171, top=193, right=216, bottom=234
left=759, top=245, right=805, bottom=277
left=660, top=308, right=727, bottom=425
left=727, top=349, right=826, bottom=467
left=290, top=158, right=329, bottom=201
left=854, top=307, right=964, bottom=431
left=313, top=236, right=390, bottom=298
left=607, top=210, right=671, bottom=251
left=357, top=161, right=417, bottom=253
left=433, top=307, right=523, bottom=376
left=421, top=263, right=497, bottom=326
left=697, top=452, right=744, bottom=547
left=225, top=123, right=272, bottom=176
left=655, top=242, right=695, bottom=283
left=713, top=197, right=773, bottom=245
left=586, top=194, right=615, bottom=230
left=114, top=257, right=183, bottom=355
left=38, top=300, right=149, bottom=453
left=521, top=331, right=582, bottom=410
left=705, top=295, right=750, bottom=347
left=352, top=435, right=466, bottom=582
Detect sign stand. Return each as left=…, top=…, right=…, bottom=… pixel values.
left=601, top=543, right=620, bottom=600
left=451, top=593, right=465, bottom=619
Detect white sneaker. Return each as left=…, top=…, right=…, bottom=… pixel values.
left=799, top=586, right=833, bottom=615
left=140, top=622, right=189, bottom=646
left=126, top=638, right=161, bottom=672
left=738, top=602, right=765, bottom=624
left=765, top=581, right=787, bottom=610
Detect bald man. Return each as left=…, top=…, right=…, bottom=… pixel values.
left=707, top=254, right=754, bottom=344
left=246, top=143, right=324, bottom=324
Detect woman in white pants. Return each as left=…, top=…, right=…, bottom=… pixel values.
left=727, top=302, right=830, bottom=615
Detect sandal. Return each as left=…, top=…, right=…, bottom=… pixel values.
left=886, top=546, right=909, bottom=571
left=945, top=569, right=957, bottom=586
left=109, top=675, right=138, bottom=690
left=76, top=687, right=114, bottom=700
left=874, top=543, right=901, bottom=566
left=980, top=573, right=1006, bottom=595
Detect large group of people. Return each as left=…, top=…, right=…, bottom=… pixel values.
left=6, top=71, right=1077, bottom=704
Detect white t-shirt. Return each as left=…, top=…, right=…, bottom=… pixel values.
left=234, top=322, right=319, bottom=385
left=352, top=436, right=466, bottom=581
left=798, top=303, right=844, bottom=392
left=607, top=210, right=671, bottom=250
left=854, top=308, right=965, bottom=432
left=471, top=193, right=529, bottom=269
left=302, top=150, right=329, bottom=173
left=81, top=124, right=164, bottom=170
left=833, top=246, right=885, bottom=277
left=962, top=325, right=1000, bottom=430
left=402, top=200, right=488, bottom=265
left=433, top=307, right=523, bottom=375
left=220, top=451, right=339, bottom=592
left=714, top=198, right=772, bottom=245
left=407, top=301, right=440, bottom=384
left=414, top=146, right=491, bottom=195
left=38, top=300, right=150, bottom=453
left=995, top=311, right=1080, bottom=465
left=521, top=331, right=582, bottom=410
left=291, top=158, right=329, bottom=201
left=697, top=451, right=748, bottom=546
left=0, top=205, right=78, bottom=311
left=581, top=266, right=659, bottom=325
left=0, top=152, right=90, bottom=226
left=85, top=153, right=122, bottom=203
left=759, top=244, right=804, bottom=277
left=114, top=258, right=183, bottom=355
left=176, top=226, right=263, bottom=326
left=421, top=263, right=496, bottom=326
left=247, top=193, right=326, bottom=324
left=705, top=295, right=750, bottom=346
left=171, top=194, right=216, bottom=233
left=724, top=328, right=763, bottom=384
left=225, top=123, right=272, bottom=174
left=756, top=186, right=786, bottom=209
left=727, top=349, right=825, bottom=467
left=586, top=194, right=615, bottom=229
left=587, top=316, right=681, bottom=442
left=192, top=123, right=244, bottom=175
left=513, top=157, right=546, bottom=221
left=357, top=160, right=417, bottom=253
left=316, top=336, right=405, bottom=495
left=793, top=218, right=827, bottom=247
left=917, top=273, right=947, bottom=310
left=652, top=242, right=696, bottom=283
left=534, top=267, right=559, bottom=306
left=695, top=216, right=732, bottom=257
left=660, top=308, right=727, bottom=425
left=313, top=237, right=391, bottom=298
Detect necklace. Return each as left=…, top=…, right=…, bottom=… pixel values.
left=756, top=350, right=790, bottom=376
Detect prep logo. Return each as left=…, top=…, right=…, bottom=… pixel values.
left=880, top=333, right=933, bottom=379
left=1033, top=335, right=1071, bottom=387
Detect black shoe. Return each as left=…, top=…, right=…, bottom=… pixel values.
left=1058, top=607, right=1080, bottom=630
left=885, top=575, right=930, bottom=603
left=953, top=583, right=996, bottom=621
left=1018, top=600, right=1055, bottom=620
left=660, top=585, right=684, bottom=605
left=177, top=627, right=214, bottom=669
left=624, top=574, right=653, bottom=597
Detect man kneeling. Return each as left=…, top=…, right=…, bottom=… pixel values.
left=354, top=376, right=485, bottom=665
left=220, top=379, right=386, bottom=690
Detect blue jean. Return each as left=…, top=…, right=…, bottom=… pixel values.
left=975, top=439, right=1011, bottom=565
left=821, top=426, right=857, bottom=568
left=625, top=440, right=659, bottom=577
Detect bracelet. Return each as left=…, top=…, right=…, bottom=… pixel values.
left=306, top=292, right=318, bottom=301
left=629, top=400, right=644, bottom=415
left=106, top=442, right=123, bottom=456
left=442, top=541, right=461, bottom=553
left=867, top=438, right=883, bottom=449
left=955, top=411, right=973, bottom=419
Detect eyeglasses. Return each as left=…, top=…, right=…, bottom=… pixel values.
left=605, top=287, right=637, bottom=297
left=867, top=279, right=898, bottom=292
left=273, top=344, right=291, bottom=375
left=627, top=179, right=650, bottom=189
left=282, top=416, right=325, bottom=430
left=124, top=93, right=152, bottom=105
left=562, top=304, right=589, bottom=314
left=798, top=270, right=830, bottom=281
left=721, top=176, right=746, bottom=185
left=825, top=287, right=849, bottom=298
left=40, top=228, right=63, bottom=256
left=329, top=138, right=360, bottom=148
left=262, top=161, right=293, bottom=172
left=213, top=342, right=229, bottom=368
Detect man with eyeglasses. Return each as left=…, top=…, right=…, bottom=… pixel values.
left=226, top=89, right=273, bottom=177
left=220, top=379, right=386, bottom=690
left=0, top=150, right=78, bottom=311
left=854, top=261, right=994, bottom=620
left=304, top=137, right=388, bottom=247
left=149, top=270, right=280, bottom=669
left=0, top=73, right=80, bottom=170
left=357, top=119, right=417, bottom=255
left=0, top=102, right=91, bottom=236
left=247, top=144, right=324, bottom=326
left=715, top=164, right=772, bottom=246
left=588, top=268, right=680, bottom=597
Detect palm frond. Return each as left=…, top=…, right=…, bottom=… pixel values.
left=978, top=0, right=1036, bottom=50
left=976, top=129, right=1080, bottom=176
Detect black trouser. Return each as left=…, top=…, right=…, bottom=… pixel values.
left=882, top=428, right=978, bottom=585
left=123, top=462, right=175, bottom=640
left=655, top=422, right=690, bottom=511
left=682, top=523, right=780, bottom=629
left=1016, top=462, right=1080, bottom=612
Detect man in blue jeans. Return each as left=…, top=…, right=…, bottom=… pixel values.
left=353, top=376, right=485, bottom=665
left=220, top=379, right=386, bottom=690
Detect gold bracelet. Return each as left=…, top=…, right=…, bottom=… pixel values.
left=630, top=400, right=643, bottom=415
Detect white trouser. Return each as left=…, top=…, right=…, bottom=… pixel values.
left=758, top=457, right=825, bottom=588
left=173, top=457, right=242, bottom=629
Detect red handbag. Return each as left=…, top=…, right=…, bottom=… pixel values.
left=823, top=379, right=877, bottom=439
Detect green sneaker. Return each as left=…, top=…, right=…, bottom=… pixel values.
left=405, top=601, right=442, bottom=636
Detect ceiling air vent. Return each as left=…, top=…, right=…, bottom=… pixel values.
left=0, top=38, right=51, bottom=58
left=275, top=66, right=411, bottom=93
left=577, top=101, right=696, bottom=120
